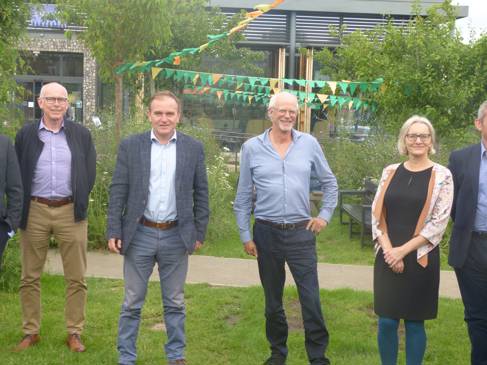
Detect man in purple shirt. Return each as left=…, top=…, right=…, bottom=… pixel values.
left=14, top=82, right=96, bottom=352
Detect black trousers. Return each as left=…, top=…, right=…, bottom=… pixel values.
left=0, top=221, right=11, bottom=270
left=455, top=233, right=487, bottom=365
left=253, top=221, right=330, bottom=365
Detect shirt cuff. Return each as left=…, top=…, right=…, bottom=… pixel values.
left=318, top=208, right=334, bottom=223
left=239, top=230, right=252, bottom=244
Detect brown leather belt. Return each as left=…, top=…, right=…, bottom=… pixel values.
left=139, top=216, right=178, bottom=230
left=255, top=218, right=309, bottom=231
left=31, top=196, right=72, bottom=207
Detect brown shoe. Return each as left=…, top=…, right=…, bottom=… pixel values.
left=14, top=334, right=40, bottom=352
left=168, top=360, right=187, bottom=365
left=66, top=333, right=86, bottom=352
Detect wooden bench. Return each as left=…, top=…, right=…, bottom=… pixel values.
left=339, top=179, right=377, bottom=247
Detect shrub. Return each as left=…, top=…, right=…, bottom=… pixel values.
left=85, top=114, right=234, bottom=249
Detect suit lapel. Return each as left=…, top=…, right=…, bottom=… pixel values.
left=140, top=132, right=152, bottom=193
left=175, top=132, right=187, bottom=192
left=469, top=144, right=481, bottom=203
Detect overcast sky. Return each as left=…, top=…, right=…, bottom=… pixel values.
left=454, top=0, right=487, bottom=42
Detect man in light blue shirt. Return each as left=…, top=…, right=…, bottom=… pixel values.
left=234, top=91, right=338, bottom=365
left=448, top=100, right=487, bottom=364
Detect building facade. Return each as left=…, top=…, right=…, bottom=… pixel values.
left=15, top=1, right=467, bottom=125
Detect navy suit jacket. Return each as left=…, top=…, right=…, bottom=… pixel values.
left=448, top=143, right=482, bottom=268
left=107, top=131, right=209, bottom=255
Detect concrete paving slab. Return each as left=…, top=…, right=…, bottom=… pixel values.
left=44, top=250, right=461, bottom=299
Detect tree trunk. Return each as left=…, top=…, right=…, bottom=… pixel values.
left=114, top=74, right=123, bottom=144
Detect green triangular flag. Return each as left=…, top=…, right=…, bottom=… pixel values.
left=296, top=79, right=307, bottom=87
left=329, top=95, right=338, bottom=107
left=338, top=82, right=348, bottom=94
left=248, top=77, right=259, bottom=86
left=283, top=79, right=294, bottom=86
left=359, top=83, right=369, bottom=93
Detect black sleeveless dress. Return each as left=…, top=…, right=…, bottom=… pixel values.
left=374, top=163, right=440, bottom=320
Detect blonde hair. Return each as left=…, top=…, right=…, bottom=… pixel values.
left=397, top=115, right=437, bottom=155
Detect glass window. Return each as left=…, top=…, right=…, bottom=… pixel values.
left=62, top=54, right=83, bottom=77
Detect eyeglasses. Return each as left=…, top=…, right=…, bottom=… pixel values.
left=42, top=97, right=68, bottom=104
left=405, top=133, right=431, bottom=142
left=275, top=108, right=297, bottom=117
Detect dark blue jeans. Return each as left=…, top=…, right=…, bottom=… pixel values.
left=253, top=222, right=330, bottom=365
left=455, top=233, right=487, bottom=365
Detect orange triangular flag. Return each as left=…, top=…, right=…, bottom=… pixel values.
left=246, top=10, right=263, bottom=18
left=212, top=74, right=223, bottom=84
left=173, top=56, right=181, bottom=66
left=216, top=90, right=223, bottom=100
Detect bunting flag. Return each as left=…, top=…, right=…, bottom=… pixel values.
left=115, top=0, right=286, bottom=74
left=151, top=67, right=382, bottom=111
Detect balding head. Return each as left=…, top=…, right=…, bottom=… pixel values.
left=39, top=82, right=68, bottom=99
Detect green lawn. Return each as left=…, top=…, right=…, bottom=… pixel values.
left=198, top=214, right=451, bottom=269
left=0, top=275, right=469, bottom=365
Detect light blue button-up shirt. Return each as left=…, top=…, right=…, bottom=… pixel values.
left=143, top=130, right=177, bottom=222
left=474, top=140, right=487, bottom=231
left=234, top=129, right=338, bottom=243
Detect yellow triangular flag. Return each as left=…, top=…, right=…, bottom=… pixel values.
left=269, top=79, right=279, bottom=89
left=199, top=43, right=209, bottom=52
left=255, top=4, right=272, bottom=12
left=316, top=94, right=329, bottom=103
left=193, top=73, right=200, bottom=85
left=248, top=95, right=254, bottom=103
left=327, top=81, right=337, bottom=94
left=272, top=87, right=281, bottom=94
left=348, top=101, right=354, bottom=109
left=151, top=67, right=162, bottom=80
left=216, top=90, right=223, bottom=100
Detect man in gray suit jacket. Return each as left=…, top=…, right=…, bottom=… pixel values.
left=0, top=134, right=23, bottom=269
left=107, top=90, right=209, bottom=365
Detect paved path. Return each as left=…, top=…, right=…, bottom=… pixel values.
left=45, top=250, right=462, bottom=299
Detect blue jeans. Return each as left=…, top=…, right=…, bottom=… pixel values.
left=253, top=222, right=330, bottom=365
left=118, top=224, right=188, bottom=365
left=455, top=233, right=487, bottom=365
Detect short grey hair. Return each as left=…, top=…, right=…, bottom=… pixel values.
left=477, top=100, right=487, bottom=121
left=268, top=91, right=299, bottom=110
left=397, top=115, right=437, bottom=155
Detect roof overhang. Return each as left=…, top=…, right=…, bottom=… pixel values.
left=207, top=0, right=468, bottom=18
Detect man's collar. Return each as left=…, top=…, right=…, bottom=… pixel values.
left=150, top=129, right=177, bottom=144
left=481, top=139, right=486, bottom=157
left=39, top=118, right=64, bottom=132
left=258, top=128, right=302, bottom=143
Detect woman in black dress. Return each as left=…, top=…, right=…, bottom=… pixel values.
left=371, top=116, right=454, bottom=365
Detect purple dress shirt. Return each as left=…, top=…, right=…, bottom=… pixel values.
left=31, top=120, right=72, bottom=199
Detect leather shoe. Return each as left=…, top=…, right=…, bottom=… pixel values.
left=14, top=334, right=40, bottom=352
left=168, top=360, right=187, bottom=365
left=66, top=333, right=86, bottom=352
left=263, top=355, right=286, bottom=365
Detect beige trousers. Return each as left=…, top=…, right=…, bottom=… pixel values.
left=20, top=200, right=88, bottom=335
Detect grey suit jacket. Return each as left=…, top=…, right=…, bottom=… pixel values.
left=0, top=134, right=23, bottom=231
left=107, top=131, right=209, bottom=254
left=448, top=143, right=481, bottom=268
